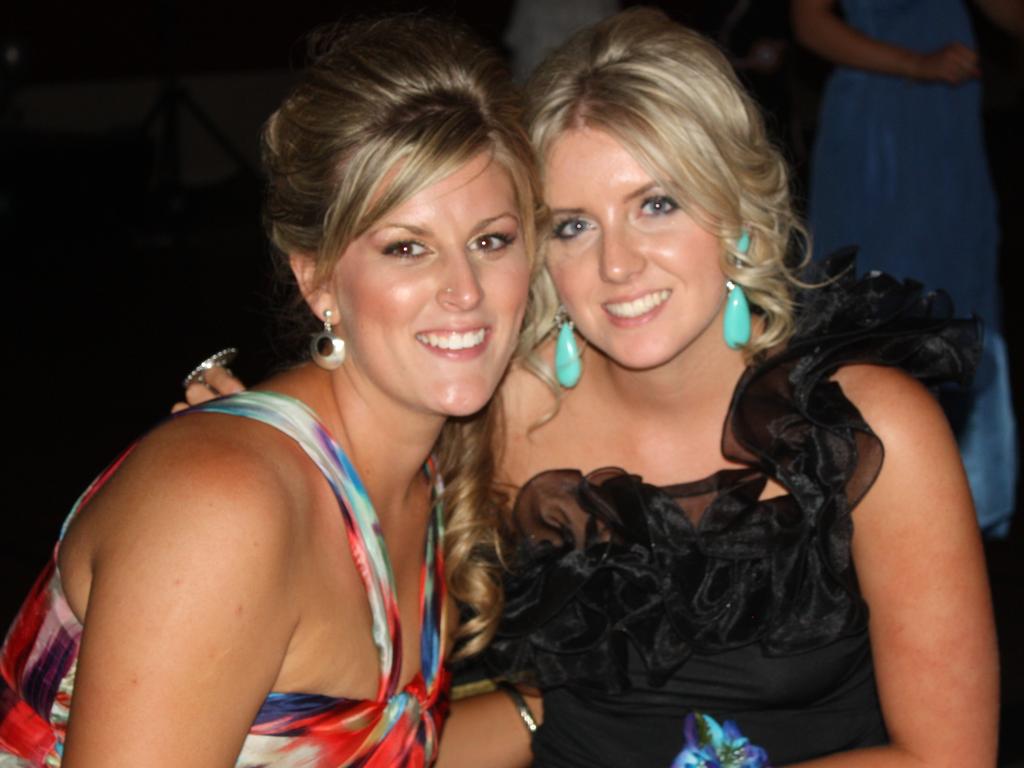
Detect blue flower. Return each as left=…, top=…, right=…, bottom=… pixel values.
left=670, top=713, right=771, bottom=768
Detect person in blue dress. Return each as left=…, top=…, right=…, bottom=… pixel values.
left=794, top=0, right=1024, bottom=536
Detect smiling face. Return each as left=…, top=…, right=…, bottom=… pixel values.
left=544, top=127, right=729, bottom=372
left=303, top=152, right=530, bottom=418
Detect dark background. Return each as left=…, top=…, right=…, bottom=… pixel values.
left=3, top=0, right=1021, bottom=761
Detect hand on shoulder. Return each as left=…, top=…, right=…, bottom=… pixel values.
left=173, top=364, right=247, bottom=413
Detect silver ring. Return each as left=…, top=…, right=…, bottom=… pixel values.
left=182, top=347, right=238, bottom=389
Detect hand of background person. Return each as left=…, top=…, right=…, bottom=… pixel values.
left=172, top=365, right=247, bottom=413
left=912, top=42, right=981, bottom=84
left=792, top=0, right=983, bottom=84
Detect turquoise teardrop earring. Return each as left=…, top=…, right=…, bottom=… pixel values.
left=723, top=230, right=752, bottom=350
left=554, top=309, right=582, bottom=388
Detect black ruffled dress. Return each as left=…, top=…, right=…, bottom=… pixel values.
left=486, top=254, right=978, bottom=767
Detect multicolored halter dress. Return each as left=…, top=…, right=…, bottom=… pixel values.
left=0, top=391, right=450, bottom=767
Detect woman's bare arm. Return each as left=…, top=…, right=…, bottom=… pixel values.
left=61, top=418, right=298, bottom=767
left=435, top=689, right=540, bottom=768
left=787, top=365, right=998, bottom=767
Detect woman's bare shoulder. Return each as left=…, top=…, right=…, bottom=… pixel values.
left=64, top=410, right=312, bottom=604
left=832, top=369, right=996, bottom=765
left=58, top=410, right=313, bottom=766
left=833, top=363, right=950, bottom=447
left=833, top=363, right=972, bottom=530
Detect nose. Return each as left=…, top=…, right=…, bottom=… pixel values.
left=598, top=227, right=645, bottom=284
left=437, top=254, right=483, bottom=310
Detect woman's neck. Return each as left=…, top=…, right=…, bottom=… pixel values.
left=589, top=324, right=749, bottom=423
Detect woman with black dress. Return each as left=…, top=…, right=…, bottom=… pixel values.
left=478, top=8, right=997, bottom=766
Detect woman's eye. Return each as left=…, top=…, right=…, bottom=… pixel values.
left=640, top=195, right=678, bottom=216
left=552, top=217, right=593, bottom=240
left=470, top=232, right=516, bottom=252
left=383, top=241, right=428, bottom=259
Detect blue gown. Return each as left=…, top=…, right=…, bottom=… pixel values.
left=808, top=0, right=1016, bottom=536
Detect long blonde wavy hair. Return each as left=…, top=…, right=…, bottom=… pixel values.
left=261, top=15, right=549, bottom=657
left=525, top=7, right=808, bottom=361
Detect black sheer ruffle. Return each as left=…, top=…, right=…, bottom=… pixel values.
left=486, top=251, right=979, bottom=693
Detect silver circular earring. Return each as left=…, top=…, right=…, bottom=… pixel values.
left=310, top=308, right=346, bottom=369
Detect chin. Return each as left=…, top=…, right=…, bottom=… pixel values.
left=438, top=399, right=491, bottom=419
left=430, top=381, right=495, bottom=418
left=600, top=341, right=681, bottom=372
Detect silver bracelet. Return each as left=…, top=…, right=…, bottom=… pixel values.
left=499, top=683, right=538, bottom=734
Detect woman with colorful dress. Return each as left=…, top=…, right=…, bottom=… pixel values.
left=0, top=16, right=543, bottom=767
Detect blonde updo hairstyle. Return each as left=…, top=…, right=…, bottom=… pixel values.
left=526, top=7, right=807, bottom=359
left=262, top=16, right=547, bottom=657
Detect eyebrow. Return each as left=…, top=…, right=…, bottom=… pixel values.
left=379, top=222, right=430, bottom=236
left=622, top=182, right=660, bottom=203
left=473, top=212, right=519, bottom=230
left=549, top=183, right=663, bottom=215
left=377, top=211, right=519, bottom=236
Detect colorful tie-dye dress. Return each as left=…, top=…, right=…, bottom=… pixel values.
left=0, top=391, right=450, bottom=767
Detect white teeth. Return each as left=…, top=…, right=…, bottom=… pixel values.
left=605, top=290, right=671, bottom=318
left=416, top=329, right=487, bottom=351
